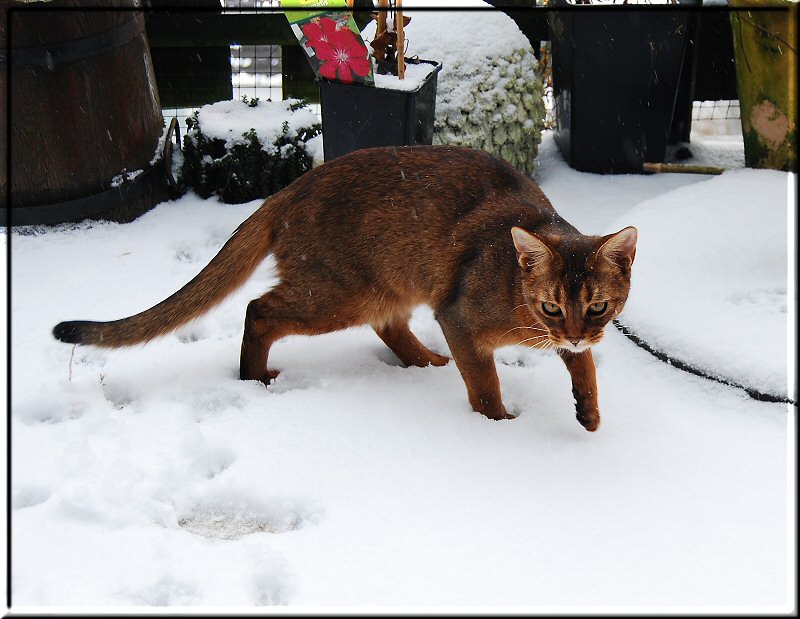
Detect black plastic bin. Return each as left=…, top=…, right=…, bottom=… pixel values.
left=549, top=5, right=694, bottom=174
left=317, top=59, right=441, bottom=162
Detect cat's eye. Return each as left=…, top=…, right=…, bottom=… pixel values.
left=541, top=302, right=562, bottom=316
left=588, top=301, right=608, bottom=316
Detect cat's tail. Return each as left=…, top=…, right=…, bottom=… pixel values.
left=53, top=203, right=276, bottom=348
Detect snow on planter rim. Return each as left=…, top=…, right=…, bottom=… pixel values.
left=606, top=168, right=793, bottom=402
left=194, top=98, right=320, bottom=152
left=372, top=61, right=438, bottom=91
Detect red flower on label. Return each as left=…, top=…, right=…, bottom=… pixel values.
left=301, top=17, right=371, bottom=84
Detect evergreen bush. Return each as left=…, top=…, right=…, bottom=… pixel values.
left=180, top=97, right=321, bottom=204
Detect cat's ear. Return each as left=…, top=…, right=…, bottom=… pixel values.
left=596, top=227, right=638, bottom=269
left=511, top=227, right=552, bottom=271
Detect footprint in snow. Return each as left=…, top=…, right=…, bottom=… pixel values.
left=496, top=347, right=538, bottom=368
left=100, top=382, right=139, bottom=411
left=125, top=576, right=198, bottom=606
left=264, top=371, right=323, bottom=394
left=175, top=327, right=209, bottom=344
left=174, top=247, right=198, bottom=263
left=729, top=287, right=787, bottom=312
left=12, top=485, right=52, bottom=510
left=15, top=396, right=86, bottom=425
left=253, top=569, right=292, bottom=606
left=177, top=496, right=316, bottom=540
left=189, top=387, right=246, bottom=421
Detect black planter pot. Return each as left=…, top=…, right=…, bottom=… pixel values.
left=317, top=59, right=441, bottom=162
left=549, top=4, right=695, bottom=174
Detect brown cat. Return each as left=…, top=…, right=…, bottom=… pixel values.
left=53, top=145, right=637, bottom=431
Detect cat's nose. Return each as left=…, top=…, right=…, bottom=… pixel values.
left=569, top=339, right=581, bottom=346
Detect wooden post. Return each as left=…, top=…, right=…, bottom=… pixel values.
left=729, top=0, right=797, bottom=172
left=396, top=0, right=405, bottom=79
left=377, top=0, right=388, bottom=42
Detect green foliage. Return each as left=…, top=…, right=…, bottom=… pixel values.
left=180, top=100, right=321, bottom=204
left=288, top=100, right=308, bottom=112
left=241, top=94, right=260, bottom=108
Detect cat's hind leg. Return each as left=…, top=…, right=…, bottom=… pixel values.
left=240, top=283, right=355, bottom=385
left=239, top=294, right=286, bottom=385
left=373, top=316, right=449, bottom=368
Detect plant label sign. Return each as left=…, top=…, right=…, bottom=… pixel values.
left=283, top=0, right=374, bottom=86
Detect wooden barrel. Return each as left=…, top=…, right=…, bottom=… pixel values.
left=0, top=0, right=171, bottom=226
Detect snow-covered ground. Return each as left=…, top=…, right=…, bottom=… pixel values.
left=4, top=130, right=795, bottom=612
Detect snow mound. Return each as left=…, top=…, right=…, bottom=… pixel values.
left=607, top=169, right=792, bottom=399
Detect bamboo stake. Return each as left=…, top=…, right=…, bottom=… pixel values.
left=377, top=0, right=388, bottom=43
left=396, top=0, right=405, bottom=79
left=643, top=162, right=725, bottom=175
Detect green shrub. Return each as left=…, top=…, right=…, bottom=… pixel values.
left=180, top=97, right=321, bottom=204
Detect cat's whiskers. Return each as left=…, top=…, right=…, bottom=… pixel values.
left=512, top=335, right=547, bottom=346
left=500, top=325, right=547, bottom=338
left=514, top=334, right=552, bottom=348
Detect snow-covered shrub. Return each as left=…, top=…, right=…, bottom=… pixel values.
left=180, top=97, right=321, bottom=204
left=431, top=47, right=545, bottom=177
left=362, top=1, right=546, bottom=176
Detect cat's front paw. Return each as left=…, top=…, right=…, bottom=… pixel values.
left=576, top=409, right=600, bottom=432
left=484, top=412, right=516, bottom=421
left=427, top=352, right=450, bottom=367
left=477, top=405, right=516, bottom=421
left=241, top=368, right=280, bottom=387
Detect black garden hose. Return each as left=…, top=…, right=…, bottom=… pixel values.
left=613, top=320, right=795, bottom=406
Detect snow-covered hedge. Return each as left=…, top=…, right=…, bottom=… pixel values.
left=363, top=1, right=546, bottom=176
left=180, top=97, right=321, bottom=204
left=432, top=47, right=544, bottom=177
